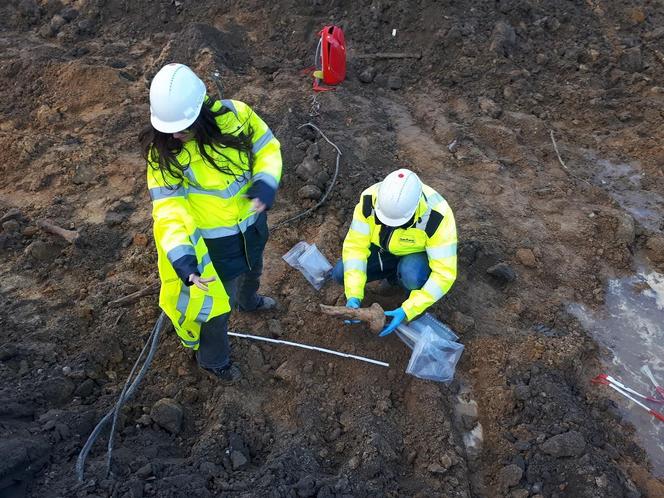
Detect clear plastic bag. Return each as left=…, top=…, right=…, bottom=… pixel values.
left=405, top=325, right=464, bottom=383
left=396, top=315, right=464, bottom=383
left=282, top=241, right=332, bottom=290
left=409, top=313, right=458, bottom=341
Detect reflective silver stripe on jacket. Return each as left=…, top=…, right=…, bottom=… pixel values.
left=253, top=171, right=279, bottom=189
left=426, top=243, right=457, bottom=259
left=198, top=212, right=260, bottom=239
left=150, top=186, right=186, bottom=201
left=196, top=295, right=214, bottom=322
left=422, top=279, right=445, bottom=300
left=343, top=259, right=368, bottom=273
left=167, top=244, right=196, bottom=264
left=252, top=130, right=274, bottom=154
left=186, top=171, right=251, bottom=199
left=350, top=219, right=370, bottom=235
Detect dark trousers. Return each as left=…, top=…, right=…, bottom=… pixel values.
left=332, top=245, right=431, bottom=291
left=196, top=234, right=266, bottom=370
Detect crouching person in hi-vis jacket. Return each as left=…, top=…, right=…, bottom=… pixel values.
left=332, top=169, right=457, bottom=336
left=141, top=63, right=282, bottom=381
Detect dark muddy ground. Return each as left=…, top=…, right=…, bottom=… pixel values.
left=1, top=1, right=664, bottom=497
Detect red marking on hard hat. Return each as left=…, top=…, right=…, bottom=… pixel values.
left=398, top=173, right=404, bottom=178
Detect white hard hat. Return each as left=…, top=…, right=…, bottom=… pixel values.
left=375, top=169, right=423, bottom=227
left=149, top=63, right=207, bottom=133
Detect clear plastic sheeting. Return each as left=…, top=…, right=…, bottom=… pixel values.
left=396, top=313, right=464, bottom=383
left=283, top=241, right=333, bottom=290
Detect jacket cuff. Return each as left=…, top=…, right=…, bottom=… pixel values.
left=171, top=254, right=199, bottom=285
left=246, top=180, right=277, bottom=209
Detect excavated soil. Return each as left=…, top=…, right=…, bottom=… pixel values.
left=1, top=1, right=664, bottom=497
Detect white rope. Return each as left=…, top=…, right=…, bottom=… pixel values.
left=228, top=331, right=389, bottom=367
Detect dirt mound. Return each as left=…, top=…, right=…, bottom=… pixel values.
left=1, top=1, right=664, bottom=497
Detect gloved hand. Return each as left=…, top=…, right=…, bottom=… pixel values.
left=344, top=297, right=361, bottom=325
left=379, top=307, right=406, bottom=337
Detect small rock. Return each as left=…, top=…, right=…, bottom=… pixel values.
left=541, top=430, right=586, bottom=457
left=305, top=142, right=320, bottom=160
left=515, top=248, right=536, bottom=267
left=230, top=450, right=248, bottom=470
left=498, top=464, right=523, bottom=489
left=42, top=377, right=75, bottom=404
left=2, top=220, right=20, bottom=233
left=295, top=475, right=317, bottom=497
left=646, top=234, right=664, bottom=263
left=620, top=47, right=643, bottom=73
left=515, top=440, right=531, bottom=451
left=75, top=378, right=95, bottom=397
left=133, top=233, right=148, bottom=246
left=387, top=76, right=403, bottom=90
left=61, top=7, right=79, bottom=21
left=296, top=157, right=323, bottom=181
left=254, top=56, right=279, bottom=74
left=136, top=463, right=153, bottom=479
left=439, top=453, right=453, bottom=470
left=358, top=66, right=376, bottom=83
left=487, top=262, right=517, bottom=283
left=531, top=482, right=543, bottom=493
left=508, top=489, right=529, bottom=498
left=275, top=361, right=298, bottom=382
left=49, top=14, right=66, bottom=32
left=268, top=319, right=283, bottom=337
left=136, top=414, right=152, bottom=426
left=150, top=398, right=183, bottom=434
left=22, top=226, right=38, bottom=237
left=327, top=427, right=341, bottom=442
left=347, top=456, right=360, bottom=470
left=26, top=241, right=61, bottom=262
left=490, top=21, right=517, bottom=56
left=478, top=97, right=502, bottom=118
left=427, top=463, right=449, bottom=475
left=298, top=185, right=322, bottom=201
left=0, top=208, right=22, bottom=223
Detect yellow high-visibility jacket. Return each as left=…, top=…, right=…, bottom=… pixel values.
left=342, top=183, right=457, bottom=320
left=147, top=98, right=282, bottom=347
left=155, top=211, right=230, bottom=349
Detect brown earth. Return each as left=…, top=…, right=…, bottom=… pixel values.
left=1, top=1, right=664, bottom=497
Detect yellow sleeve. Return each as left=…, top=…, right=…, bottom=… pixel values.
left=234, top=100, right=282, bottom=189
left=401, top=205, right=457, bottom=320
left=341, top=200, right=372, bottom=301
left=147, top=162, right=197, bottom=274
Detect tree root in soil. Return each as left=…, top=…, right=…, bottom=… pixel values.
left=319, top=303, right=386, bottom=333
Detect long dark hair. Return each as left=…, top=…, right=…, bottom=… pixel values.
left=139, top=98, right=254, bottom=188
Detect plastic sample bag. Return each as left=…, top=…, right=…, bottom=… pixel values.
left=395, top=314, right=464, bottom=383
left=283, top=241, right=332, bottom=290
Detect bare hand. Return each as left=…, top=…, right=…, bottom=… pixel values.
left=251, top=198, right=266, bottom=213
left=188, top=274, right=216, bottom=291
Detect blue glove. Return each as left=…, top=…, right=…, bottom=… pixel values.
left=379, top=307, right=406, bottom=337
left=344, top=297, right=361, bottom=325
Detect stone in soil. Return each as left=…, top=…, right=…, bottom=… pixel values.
left=487, top=262, right=517, bottom=283
left=541, top=430, right=586, bottom=457
left=498, top=463, right=523, bottom=489
left=646, top=234, right=664, bottom=263
left=358, top=66, right=376, bottom=83
left=490, top=21, right=516, bottom=56
left=515, top=248, right=536, bottom=267
left=150, top=398, right=184, bottom=434
left=298, top=184, right=322, bottom=200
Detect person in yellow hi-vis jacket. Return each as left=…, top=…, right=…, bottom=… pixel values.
left=331, top=169, right=457, bottom=336
left=140, top=63, right=282, bottom=381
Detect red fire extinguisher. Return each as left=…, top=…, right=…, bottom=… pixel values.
left=312, top=25, right=346, bottom=91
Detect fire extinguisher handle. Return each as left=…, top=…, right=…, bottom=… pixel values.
left=652, top=410, right=664, bottom=423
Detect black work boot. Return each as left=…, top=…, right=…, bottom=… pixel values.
left=239, top=295, right=277, bottom=312
left=203, top=364, right=242, bottom=382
